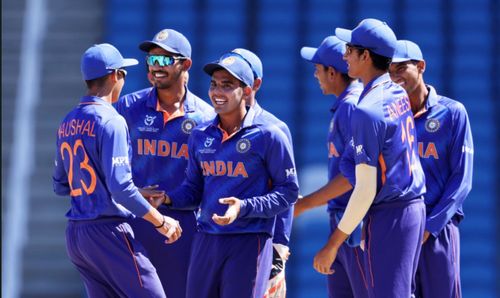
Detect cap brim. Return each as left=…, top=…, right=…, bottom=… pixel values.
left=139, top=41, right=181, bottom=56
left=300, top=47, right=319, bottom=63
left=122, top=58, right=139, bottom=67
left=391, top=57, right=412, bottom=63
left=335, top=28, right=352, bottom=43
left=203, top=62, right=245, bottom=85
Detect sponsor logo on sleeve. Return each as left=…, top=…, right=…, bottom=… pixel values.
left=285, top=167, right=296, bottom=178
left=356, top=145, right=364, bottom=155
left=112, top=156, right=130, bottom=167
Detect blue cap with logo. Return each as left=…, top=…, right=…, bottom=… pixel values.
left=300, top=36, right=349, bottom=74
left=203, top=53, right=254, bottom=87
left=139, top=29, right=191, bottom=58
left=335, top=18, right=397, bottom=58
left=81, top=43, right=138, bottom=80
left=392, top=40, right=424, bottom=63
left=231, top=48, right=263, bottom=79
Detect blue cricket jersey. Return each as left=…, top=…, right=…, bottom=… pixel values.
left=253, top=101, right=295, bottom=246
left=114, top=86, right=214, bottom=211
left=414, top=85, right=473, bottom=236
left=53, top=96, right=151, bottom=220
left=326, top=82, right=362, bottom=212
left=351, top=73, right=426, bottom=204
left=167, top=106, right=299, bottom=236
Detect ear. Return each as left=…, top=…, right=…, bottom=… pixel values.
left=243, top=86, right=252, bottom=96
left=417, top=60, right=426, bottom=74
left=252, top=78, right=262, bottom=91
left=328, top=66, right=337, bottom=80
left=181, top=58, right=192, bottom=71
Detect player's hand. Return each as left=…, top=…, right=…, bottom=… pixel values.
left=293, top=195, right=309, bottom=218
left=148, top=194, right=167, bottom=209
left=212, top=197, right=241, bottom=226
left=422, top=230, right=431, bottom=244
left=313, top=245, right=337, bottom=275
left=139, top=185, right=165, bottom=200
left=156, top=215, right=182, bottom=244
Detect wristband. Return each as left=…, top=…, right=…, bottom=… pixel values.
left=154, top=216, right=165, bottom=229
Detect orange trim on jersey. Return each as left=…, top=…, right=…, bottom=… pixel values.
left=378, top=154, right=387, bottom=185
left=121, top=231, right=144, bottom=288
left=156, top=101, right=185, bottom=125
left=218, top=124, right=240, bottom=142
left=366, top=216, right=375, bottom=288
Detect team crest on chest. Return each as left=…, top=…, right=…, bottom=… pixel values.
left=425, top=119, right=440, bottom=133
left=181, top=119, right=196, bottom=134
left=236, top=139, right=251, bottom=153
left=144, top=115, right=156, bottom=126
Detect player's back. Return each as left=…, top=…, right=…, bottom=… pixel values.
left=352, top=74, right=426, bottom=205
left=54, top=96, right=134, bottom=220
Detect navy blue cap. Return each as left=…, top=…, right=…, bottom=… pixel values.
left=335, top=18, right=397, bottom=58
left=300, top=36, right=348, bottom=74
left=203, top=53, right=254, bottom=87
left=231, top=48, right=263, bottom=79
left=139, top=29, right=191, bottom=58
left=81, top=43, right=138, bottom=80
left=392, top=40, right=424, bottom=63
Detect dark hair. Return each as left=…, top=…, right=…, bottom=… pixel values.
left=85, top=74, right=109, bottom=89
left=321, top=65, right=354, bottom=83
left=367, top=50, right=392, bottom=71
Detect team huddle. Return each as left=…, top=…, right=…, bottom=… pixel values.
left=52, top=18, right=473, bottom=298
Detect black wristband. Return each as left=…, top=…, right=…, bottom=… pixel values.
left=154, top=216, right=165, bottom=229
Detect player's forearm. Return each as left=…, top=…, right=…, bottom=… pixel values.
left=337, top=164, right=376, bottom=235
left=142, top=206, right=166, bottom=227
left=301, top=174, right=353, bottom=208
left=239, top=183, right=299, bottom=218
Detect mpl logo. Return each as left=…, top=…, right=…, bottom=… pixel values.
left=356, top=145, right=363, bottom=155
left=285, top=167, right=296, bottom=178
left=112, top=156, right=129, bottom=167
left=204, top=137, right=215, bottom=148
left=144, top=115, right=156, bottom=126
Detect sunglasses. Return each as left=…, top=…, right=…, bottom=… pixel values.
left=345, top=43, right=366, bottom=55
left=146, top=55, right=186, bottom=67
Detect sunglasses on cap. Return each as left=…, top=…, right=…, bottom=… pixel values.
left=146, top=55, right=187, bottom=67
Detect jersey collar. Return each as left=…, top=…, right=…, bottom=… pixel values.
left=359, top=73, right=392, bottom=101
left=331, top=81, right=362, bottom=112
left=145, top=85, right=197, bottom=113
left=79, top=95, right=112, bottom=107
left=425, top=85, right=439, bottom=109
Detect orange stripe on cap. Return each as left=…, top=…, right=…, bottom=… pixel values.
left=378, top=154, right=387, bottom=185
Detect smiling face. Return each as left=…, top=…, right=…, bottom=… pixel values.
left=147, top=47, right=187, bottom=89
left=208, top=69, right=247, bottom=116
left=389, top=60, right=425, bottom=95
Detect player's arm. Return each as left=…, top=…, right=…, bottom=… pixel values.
left=238, top=128, right=299, bottom=219
left=52, top=140, right=71, bottom=196
left=425, top=104, right=473, bottom=237
left=314, top=163, right=376, bottom=274
left=100, top=117, right=181, bottom=242
left=295, top=174, right=352, bottom=217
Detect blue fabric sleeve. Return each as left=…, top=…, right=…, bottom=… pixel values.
left=426, top=104, right=473, bottom=236
left=272, top=205, right=294, bottom=245
left=351, top=108, right=385, bottom=167
left=100, top=117, right=151, bottom=217
left=239, top=128, right=299, bottom=218
left=52, top=142, right=71, bottom=196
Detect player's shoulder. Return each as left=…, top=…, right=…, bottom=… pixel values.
left=429, top=86, right=469, bottom=119
left=186, top=91, right=216, bottom=120
left=116, top=87, right=154, bottom=109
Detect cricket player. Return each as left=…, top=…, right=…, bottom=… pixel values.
left=313, top=19, right=427, bottom=298
left=114, top=29, right=214, bottom=298
left=230, top=48, right=295, bottom=298
left=52, top=43, right=182, bottom=297
left=156, top=52, right=299, bottom=298
left=297, top=35, right=367, bottom=298
left=389, top=40, right=473, bottom=298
